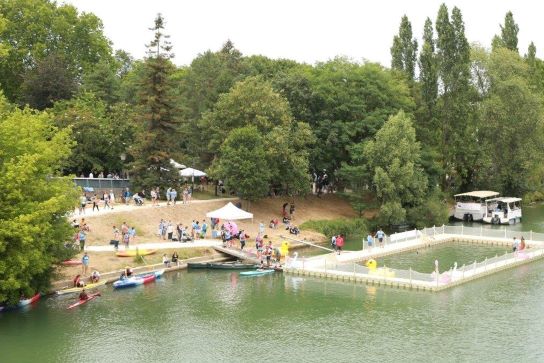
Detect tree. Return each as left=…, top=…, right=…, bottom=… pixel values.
left=81, top=59, right=121, bottom=105
left=264, top=122, right=315, bottom=196
left=52, top=94, right=137, bottom=176
left=0, top=0, right=112, bottom=102
left=345, top=111, right=427, bottom=225
left=478, top=48, right=544, bottom=195
left=20, top=53, right=78, bottom=110
left=499, top=11, right=519, bottom=52
left=390, top=15, right=418, bottom=80
left=308, top=59, right=414, bottom=174
left=212, top=126, right=270, bottom=201
left=130, top=14, right=180, bottom=191
left=418, top=18, right=438, bottom=127
left=435, top=4, right=478, bottom=190
left=0, top=94, right=78, bottom=305
left=199, top=76, right=292, bottom=164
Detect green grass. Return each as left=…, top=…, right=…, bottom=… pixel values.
left=300, top=218, right=368, bottom=239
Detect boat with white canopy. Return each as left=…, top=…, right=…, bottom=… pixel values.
left=453, top=191, right=500, bottom=222
left=482, top=197, right=522, bottom=224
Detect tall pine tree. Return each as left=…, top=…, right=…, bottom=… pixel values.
left=131, top=14, right=180, bottom=191
left=390, top=15, right=418, bottom=80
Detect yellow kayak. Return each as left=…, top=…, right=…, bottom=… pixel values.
left=56, top=280, right=107, bottom=295
left=115, top=249, right=157, bottom=257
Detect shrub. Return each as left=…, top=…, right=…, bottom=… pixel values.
left=300, top=218, right=368, bottom=239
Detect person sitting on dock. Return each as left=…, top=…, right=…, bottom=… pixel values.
left=91, top=270, right=100, bottom=283
left=162, top=254, right=171, bottom=268
left=172, top=251, right=179, bottom=267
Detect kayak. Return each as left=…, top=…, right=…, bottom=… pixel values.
left=61, top=259, right=82, bottom=266
left=208, top=262, right=259, bottom=270
left=115, top=249, right=157, bottom=257
left=240, top=269, right=275, bottom=276
left=187, top=262, right=209, bottom=269
left=17, top=293, right=41, bottom=307
left=67, top=293, right=101, bottom=309
left=113, top=274, right=156, bottom=289
left=56, top=280, right=108, bottom=295
left=136, top=269, right=165, bottom=279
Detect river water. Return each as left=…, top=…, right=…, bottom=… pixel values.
left=2, top=205, right=544, bottom=362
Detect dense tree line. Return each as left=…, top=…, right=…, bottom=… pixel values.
left=1, top=1, right=544, bottom=234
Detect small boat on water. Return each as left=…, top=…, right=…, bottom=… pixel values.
left=56, top=280, right=108, bottom=295
left=453, top=191, right=500, bottom=222
left=115, top=249, right=157, bottom=257
left=482, top=197, right=522, bottom=224
left=240, top=269, right=275, bottom=276
left=187, top=262, right=209, bottom=269
left=67, top=293, right=101, bottom=309
left=208, top=262, right=258, bottom=270
left=113, top=274, right=156, bottom=289
left=0, top=293, right=41, bottom=312
left=18, top=293, right=41, bottom=307
left=136, top=269, right=165, bottom=278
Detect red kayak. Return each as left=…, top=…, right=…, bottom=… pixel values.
left=67, top=293, right=101, bottom=309
left=62, top=260, right=82, bottom=266
left=17, top=293, right=41, bottom=308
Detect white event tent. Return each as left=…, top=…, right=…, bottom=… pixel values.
left=179, top=167, right=206, bottom=177
left=206, top=202, right=253, bottom=220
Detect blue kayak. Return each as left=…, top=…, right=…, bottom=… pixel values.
left=240, top=269, right=275, bottom=276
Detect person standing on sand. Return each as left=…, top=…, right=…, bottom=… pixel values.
left=171, top=188, right=177, bottom=205
left=259, top=222, right=265, bottom=236
left=81, top=252, right=90, bottom=275
left=167, top=222, right=173, bottom=240
left=78, top=230, right=87, bottom=251
left=289, top=203, right=296, bottom=220
left=239, top=230, right=246, bottom=250
left=92, top=194, right=100, bottom=212
left=79, top=194, right=87, bottom=215
left=201, top=220, right=208, bottom=238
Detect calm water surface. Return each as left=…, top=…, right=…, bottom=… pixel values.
left=2, top=204, right=544, bottom=362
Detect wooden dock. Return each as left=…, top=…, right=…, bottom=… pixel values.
left=213, top=246, right=260, bottom=264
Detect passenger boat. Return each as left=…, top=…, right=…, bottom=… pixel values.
left=240, top=269, right=275, bottom=276
left=67, top=293, right=101, bottom=309
left=113, top=274, right=156, bottom=289
left=115, top=249, right=157, bottom=257
left=453, top=191, right=500, bottom=222
left=482, top=197, right=522, bottom=224
left=56, top=280, right=107, bottom=295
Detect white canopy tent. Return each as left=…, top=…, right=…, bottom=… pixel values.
left=179, top=167, right=206, bottom=178
left=170, top=159, right=186, bottom=169
left=206, top=202, right=253, bottom=220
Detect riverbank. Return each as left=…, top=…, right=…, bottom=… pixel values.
left=55, top=194, right=356, bottom=285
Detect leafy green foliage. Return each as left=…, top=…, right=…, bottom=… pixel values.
left=0, top=0, right=112, bottom=102
left=300, top=218, right=368, bottom=239
left=0, top=95, right=78, bottom=305
left=212, top=126, right=270, bottom=201
left=390, top=15, right=418, bottom=80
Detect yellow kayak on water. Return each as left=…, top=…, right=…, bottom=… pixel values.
left=56, top=280, right=107, bottom=295
left=115, top=249, right=157, bottom=257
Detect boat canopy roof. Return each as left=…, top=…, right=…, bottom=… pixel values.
left=454, top=191, right=499, bottom=198
left=486, top=197, right=522, bottom=203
